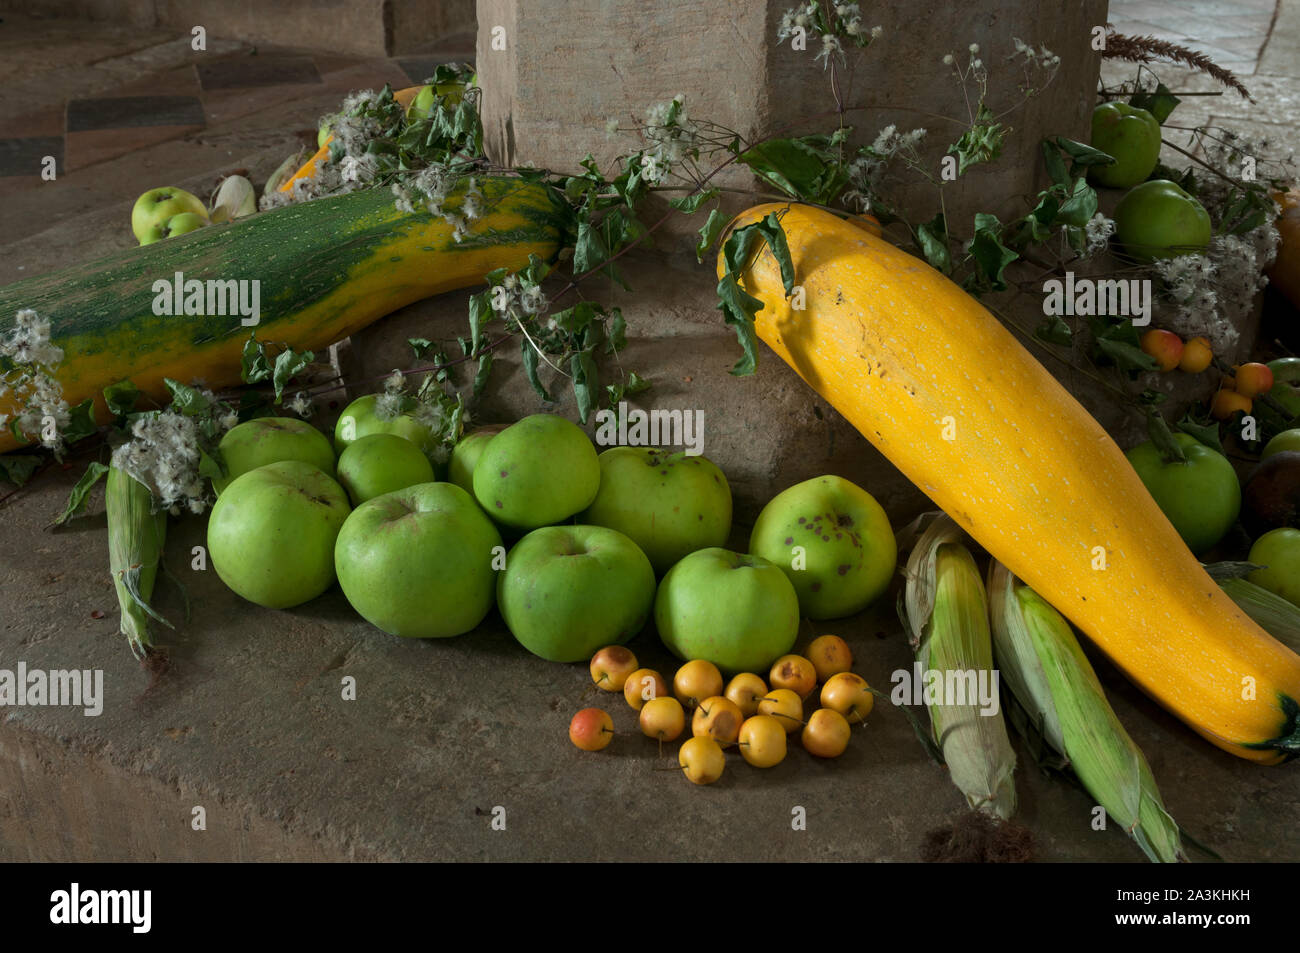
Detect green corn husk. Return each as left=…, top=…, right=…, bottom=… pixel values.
left=904, top=515, right=1017, bottom=820
left=1218, top=577, right=1300, bottom=652
left=105, top=466, right=170, bottom=658
left=988, top=561, right=1185, bottom=863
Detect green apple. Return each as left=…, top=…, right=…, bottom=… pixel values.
left=406, top=76, right=476, bottom=120
left=447, top=424, right=507, bottom=495
left=1087, top=102, right=1161, bottom=189
left=207, top=460, right=351, bottom=609
left=1114, top=179, right=1212, bottom=262
left=749, top=475, right=896, bottom=619
left=1267, top=358, right=1300, bottom=419
left=1247, top=527, right=1300, bottom=606
left=213, top=417, right=336, bottom=495
left=497, top=524, right=656, bottom=662
left=654, top=548, right=800, bottom=674
left=333, top=393, right=441, bottom=459
left=336, top=432, right=435, bottom=506
left=334, top=482, right=502, bottom=638
left=472, top=414, right=600, bottom=532
left=1263, top=429, right=1300, bottom=459
left=132, top=187, right=208, bottom=244
left=579, top=446, right=732, bottom=575
left=1125, top=433, right=1240, bottom=555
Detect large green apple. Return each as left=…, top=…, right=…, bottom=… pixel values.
left=579, top=447, right=732, bottom=575
left=336, top=432, right=435, bottom=506
left=207, top=460, right=351, bottom=608
left=213, top=416, right=336, bottom=495
left=140, top=211, right=209, bottom=245
left=334, top=482, right=502, bottom=637
left=1125, top=433, right=1240, bottom=555
left=1248, top=527, right=1300, bottom=606
left=447, top=424, right=507, bottom=495
left=131, top=187, right=208, bottom=244
left=1087, top=102, right=1161, bottom=189
left=473, top=414, right=600, bottom=532
left=654, top=548, right=800, bottom=673
left=1267, top=358, right=1300, bottom=419
left=1114, top=179, right=1212, bottom=262
left=333, top=393, right=442, bottom=461
left=497, top=524, right=656, bottom=662
left=749, top=475, right=896, bottom=619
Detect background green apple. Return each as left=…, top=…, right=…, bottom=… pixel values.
left=580, top=447, right=732, bottom=574
left=1267, top=358, right=1300, bottom=419
left=1247, top=527, right=1300, bottom=606
left=336, top=432, right=436, bottom=506
left=497, top=524, right=656, bottom=662
left=333, top=393, right=442, bottom=462
left=1263, top=429, right=1300, bottom=459
left=654, top=548, right=800, bottom=673
left=1087, top=102, right=1161, bottom=189
left=447, top=424, right=507, bottom=495
left=131, top=187, right=208, bottom=243
left=749, top=475, right=896, bottom=619
left=207, top=460, right=351, bottom=609
left=213, top=416, right=336, bottom=495
left=335, top=482, right=502, bottom=637
left=140, top=211, right=209, bottom=244
left=1125, top=433, right=1240, bottom=554
left=473, top=414, right=600, bottom=531
left=1114, top=179, right=1212, bottom=261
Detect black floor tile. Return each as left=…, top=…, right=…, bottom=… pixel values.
left=0, top=136, right=64, bottom=177
left=67, top=96, right=205, bottom=132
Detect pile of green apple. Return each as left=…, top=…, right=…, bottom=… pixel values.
left=130, top=175, right=257, bottom=245
left=570, top=636, right=877, bottom=785
left=205, top=395, right=900, bottom=680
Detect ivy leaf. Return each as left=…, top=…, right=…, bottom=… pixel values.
left=1035, top=315, right=1073, bottom=347
left=1089, top=317, right=1158, bottom=373
left=1178, top=413, right=1224, bottom=453
left=968, top=213, right=1018, bottom=291
left=52, top=461, right=109, bottom=525
left=164, top=379, right=212, bottom=416
left=520, top=339, right=551, bottom=401
left=605, top=371, right=652, bottom=406
left=408, top=337, right=436, bottom=360
left=1129, top=83, right=1180, bottom=124
left=103, top=380, right=141, bottom=418
left=1056, top=177, right=1099, bottom=228
left=1041, top=138, right=1070, bottom=187
left=62, top=398, right=100, bottom=445
left=714, top=215, right=795, bottom=376
left=271, top=348, right=313, bottom=403
left=915, top=214, right=951, bottom=274
left=472, top=352, right=494, bottom=398
left=0, top=453, right=42, bottom=487
left=668, top=188, right=720, bottom=213
left=948, top=105, right=1005, bottom=175
left=604, top=308, right=627, bottom=354
left=570, top=348, right=599, bottom=424
left=738, top=136, right=849, bottom=204
left=240, top=334, right=272, bottom=384
left=696, top=208, right=728, bottom=263
left=1048, top=136, right=1116, bottom=174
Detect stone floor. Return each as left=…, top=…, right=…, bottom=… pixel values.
left=1, top=3, right=1299, bottom=862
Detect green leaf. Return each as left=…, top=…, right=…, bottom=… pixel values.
left=948, top=105, right=1005, bottom=175
left=62, top=398, right=99, bottom=446
left=604, top=308, right=627, bottom=354
left=103, top=380, right=141, bottom=418
left=969, top=214, right=1019, bottom=291
left=0, top=453, right=42, bottom=487
left=738, top=135, right=850, bottom=205
left=1130, top=83, right=1180, bottom=124
left=570, top=348, right=599, bottom=424
left=52, top=461, right=109, bottom=525
left=163, top=379, right=212, bottom=416
left=472, top=352, right=494, bottom=398
left=1146, top=408, right=1188, bottom=464
left=271, top=348, right=313, bottom=403
left=1056, top=178, right=1099, bottom=228
left=696, top=208, right=728, bottom=263
left=240, top=335, right=272, bottom=384
left=714, top=216, right=794, bottom=375
left=1095, top=336, right=1159, bottom=373
left=551, top=302, right=597, bottom=334
left=715, top=272, right=762, bottom=376
left=521, top=339, right=550, bottom=401
left=408, top=337, right=436, bottom=360
left=1035, top=315, right=1073, bottom=347
left=1041, top=138, right=1069, bottom=187
left=668, top=188, right=720, bottom=213
left=1050, top=136, right=1116, bottom=170
left=915, top=214, right=951, bottom=273
left=198, top=450, right=225, bottom=481
left=468, top=290, right=490, bottom=356
left=1177, top=414, right=1224, bottom=453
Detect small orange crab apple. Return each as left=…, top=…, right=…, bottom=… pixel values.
left=1234, top=362, right=1275, bottom=400
left=673, top=659, right=723, bottom=710
left=769, top=654, right=818, bottom=699
left=623, top=668, right=668, bottom=711
left=639, top=696, right=686, bottom=743
left=806, top=634, right=853, bottom=682
left=590, top=645, right=639, bottom=692
left=802, top=708, right=852, bottom=758
left=820, top=672, right=875, bottom=724
left=569, top=708, right=614, bottom=752
left=724, top=672, right=768, bottom=717
left=1179, top=336, right=1213, bottom=373
left=1140, top=329, right=1184, bottom=371
left=692, top=695, right=745, bottom=745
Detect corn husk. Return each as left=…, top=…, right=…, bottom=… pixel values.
left=903, top=515, right=1017, bottom=819
left=209, top=174, right=257, bottom=224
left=1217, top=577, right=1300, bottom=652
left=989, top=560, right=1185, bottom=863
left=106, top=466, right=170, bottom=658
